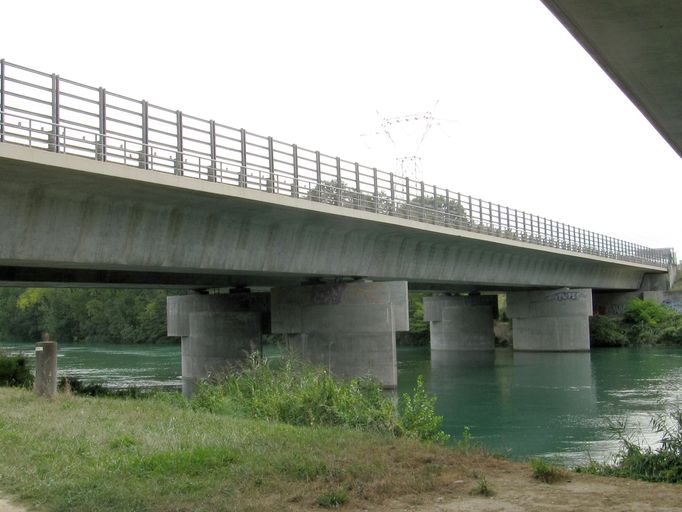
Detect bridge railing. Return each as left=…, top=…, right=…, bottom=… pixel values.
left=0, top=59, right=675, bottom=269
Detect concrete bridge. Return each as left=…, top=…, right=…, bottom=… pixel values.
left=0, top=59, right=676, bottom=394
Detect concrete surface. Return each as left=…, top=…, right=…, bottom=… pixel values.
left=541, top=1, right=682, bottom=158
left=0, top=143, right=666, bottom=291
left=272, top=281, right=408, bottom=387
left=423, top=295, right=496, bottom=351
left=182, top=311, right=261, bottom=396
left=167, top=292, right=269, bottom=396
left=507, top=288, right=592, bottom=351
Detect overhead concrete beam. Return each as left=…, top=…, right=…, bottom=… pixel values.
left=0, top=143, right=664, bottom=290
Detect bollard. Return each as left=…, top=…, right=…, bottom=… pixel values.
left=34, top=332, right=58, bottom=398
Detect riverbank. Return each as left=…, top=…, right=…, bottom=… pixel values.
left=1, top=388, right=680, bottom=511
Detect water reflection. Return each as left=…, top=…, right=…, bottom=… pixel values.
left=398, top=347, right=682, bottom=466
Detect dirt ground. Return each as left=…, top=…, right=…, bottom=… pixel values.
left=371, top=457, right=682, bottom=512
left=0, top=498, right=25, bottom=512
left=1, top=457, right=680, bottom=511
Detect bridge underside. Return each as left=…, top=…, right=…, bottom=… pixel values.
left=0, top=144, right=662, bottom=292
left=541, top=0, right=682, bottom=158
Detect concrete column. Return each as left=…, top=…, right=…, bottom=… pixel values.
left=507, top=288, right=592, bottom=351
left=167, top=292, right=269, bottom=397
left=423, top=294, right=496, bottom=351
left=271, top=281, right=409, bottom=388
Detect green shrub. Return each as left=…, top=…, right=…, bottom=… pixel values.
left=529, top=458, right=566, bottom=483
left=0, top=353, right=33, bottom=388
left=398, top=375, right=450, bottom=443
left=468, top=477, right=494, bottom=497
left=317, top=488, right=348, bottom=508
left=578, top=410, right=682, bottom=483
left=624, top=299, right=674, bottom=327
left=190, top=355, right=449, bottom=442
left=589, top=315, right=628, bottom=347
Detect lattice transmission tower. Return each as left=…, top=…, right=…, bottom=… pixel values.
left=362, top=102, right=452, bottom=183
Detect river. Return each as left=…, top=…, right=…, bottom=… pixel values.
left=2, top=341, right=681, bottom=466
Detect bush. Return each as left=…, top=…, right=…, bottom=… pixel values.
left=578, top=410, right=682, bottom=483
left=529, top=458, right=566, bottom=483
left=0, top=353, right=33, bottom=388
left=468, top=477, right=494, bottom=497
left=624, top=298, right=674, bottom=327
left=317, top=489, right=348, bottom=508
left=398, top=375, right=450, bottom=443
left=191, top=355, right=449, bottom=442
left=589, top=315, right=628, bottom=347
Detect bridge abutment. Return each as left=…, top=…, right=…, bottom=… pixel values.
left=423, top=294, right=496, bottom=352
left=167, top=293, right=270, bottom=397
left=271, top=281, right=409, bottom=388
left=507, top=288, right=592, bottom=351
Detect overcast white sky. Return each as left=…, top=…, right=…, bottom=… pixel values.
left=3, top=0, right=681, bottom=255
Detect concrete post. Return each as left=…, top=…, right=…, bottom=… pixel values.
left=34, top=332, right=57, bottom=397
left=423, top=294, right=496, bottom=351
left=167, top=293, right=269, bottom=397
left=507, top=288, right=592, bottom=351
left=271, top=281, right=409, bottom=388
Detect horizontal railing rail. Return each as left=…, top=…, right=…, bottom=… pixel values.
left=0, top=59, right=675, bottom=269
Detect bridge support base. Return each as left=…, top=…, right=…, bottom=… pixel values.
left=271, top=281, right=409, bottom=388
left=423, top=294, right=496, bottom=351
left=167, top=293, right=270, bottom=397
left=507, top=288, right=592, bottom=351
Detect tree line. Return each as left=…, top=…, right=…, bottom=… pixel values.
left=0, top=288, right=172, bottom=344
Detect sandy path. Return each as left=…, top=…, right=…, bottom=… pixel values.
left=0, top=497, right=26, bottom=512
left=370, top=458, right=682, bottom=512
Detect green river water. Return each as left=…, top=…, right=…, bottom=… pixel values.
left=2, top=341, right=681, bottom=466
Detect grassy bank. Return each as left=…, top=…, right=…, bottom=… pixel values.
left=0, top=387, right=486, bottom=512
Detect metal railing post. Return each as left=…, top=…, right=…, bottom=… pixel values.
left=97, top=87, right=106, bottom=161
left=315, top=150, right=321, bottom=184
left=141, top=100, right=149, bottom=170
left=373, top=167, right=379, bottom=213
left=175, top=110, right=183, bottom=176
left=355, top=162, right=361, bottom=209
left=0, top=59, right=5, bottom=143
left=389, top=172, right=395, bottom=215
left=404, top=177, right=411, bottom=218
left=292, top=144, right=299, bottom=198
left=209, top=120, right=217, bottom=182
left=267, top=136, right=275, bottom=192
left=240, top=128, right=247, bottom=187
left=50, top=73, right=60, bottom=152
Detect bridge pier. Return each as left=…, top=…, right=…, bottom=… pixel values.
left=167, top=292, right=270, bottom=397
left=271, top=281, right=409, bottom=388
left=423, top=294, right=496, bottom=351
left=507, top=288, right=592, bottom=351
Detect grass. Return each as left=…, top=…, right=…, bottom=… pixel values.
left=529, top=458, right=567, bottom=483
left=468, top=476, right=494, bottom=497
left=0, top=387, right=478, bottom=511
left=191, top=355, right=450, bottom=442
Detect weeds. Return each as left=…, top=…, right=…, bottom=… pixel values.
left=529, top=458, right=566, bottom=483
left=317, top=488, right=349, bottom=508
left=578, top=409, right=682, bottom=483
left=191, top=354, right=449, bottom=442
left=468, top=476, right=494, bottom=497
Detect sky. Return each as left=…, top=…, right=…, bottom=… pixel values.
left=2, top=0, right=681, bottom=256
